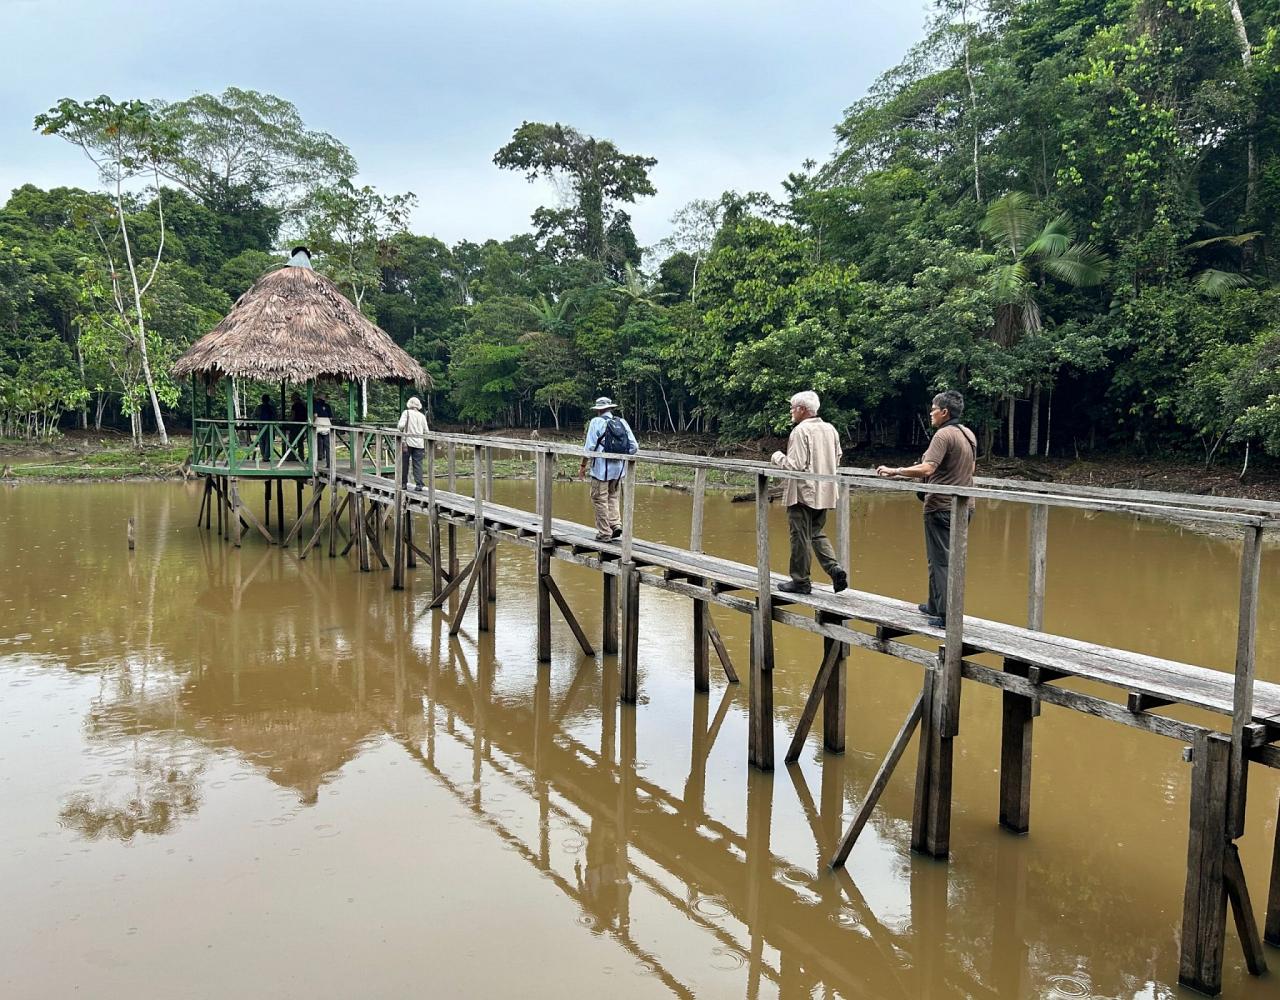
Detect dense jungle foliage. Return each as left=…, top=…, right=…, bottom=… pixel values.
left=3, top=0, right=1279, bottom=463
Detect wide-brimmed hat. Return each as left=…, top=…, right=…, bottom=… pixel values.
left=591, top=396, right=618, bottom=411
left=407, top=396, right=422, bottom=410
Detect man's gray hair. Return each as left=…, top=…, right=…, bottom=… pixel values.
left=790, top=390, right=821, bottom=415
left=933, top=390, right=964, bottom=418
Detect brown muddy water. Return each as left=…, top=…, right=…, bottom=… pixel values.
left=0, top=479, right=1277, bottom=999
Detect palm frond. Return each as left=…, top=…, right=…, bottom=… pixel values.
left=1183, top=232, right=1263, bottom=252
left=1026, top=214, right=1073, bottom=258
left=1041, top=243, right=1108, bottom=287
left=989, top=261, right=1030, bottom=302
left=1193, top=268, right=1251, bottom=298
left=980, top=192, right=1037, bottom=257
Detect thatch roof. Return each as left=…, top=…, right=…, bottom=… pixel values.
left=173, top=259, right=430, bottom=386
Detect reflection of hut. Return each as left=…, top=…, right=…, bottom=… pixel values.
left=175, top=247, right=429, bottom=481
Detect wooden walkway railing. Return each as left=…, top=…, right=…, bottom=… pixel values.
left=196, top=424, right=1280, bottom=996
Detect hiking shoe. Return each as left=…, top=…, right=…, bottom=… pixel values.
left=831, top=568, right=848, bottom=593
left=593, top=533, right=613, bottom=542
left=612, top=527, right=622, bottom=539
left=778, top=580, right=811, bottom=595
left=414, top=484, right=423, bottom=492
left=927, top=615, right=946, bottom=628
left=917, top=603, right=931, bottom=615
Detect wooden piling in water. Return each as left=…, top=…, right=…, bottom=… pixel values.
left=1180, top=731, right=1232, bottom=995
left=619, top=459, right=640, bottom=702
left=750, top=472, right=774, bottom=770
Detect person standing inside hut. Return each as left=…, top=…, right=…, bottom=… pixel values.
left=313, top=393, right=333, bottom=467
left=771, top=390, right=847, bottom=595
left=252, top=393, right=277, bottom=463
left=875, top=389, right=976, bottom=626
left=397, top=396, right=428, bottom=491
left=577, top=396, right=638, bottom=542
left=289, top=392, right=308, bottom=462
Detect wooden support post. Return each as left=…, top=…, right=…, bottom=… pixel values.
left=275, top=477, right=284, bottom=546
left=1027, top=504, right=1048, bottom=630
left=449, top=541, right=488, bottom=638
left=545, top=574, right=595, bottom=657
left=785, top=639, right=843, bottom=764
left=127, top=517, right=135, bottom=551
left=536, top=542, right=552, bottom=662
left=1229, top=524, right=1262, bottom=838
left=1224, top=845, right=1269, bottom=976
left=941, top=495, right=970, bottom=738
left=353, top=431, right=369, bottom=572
left=999, top=658, right=1034, bottom=834
left=821, top=610, right=847, bottom=755
left=447, top=444, right=458, bottom=612
left=327, top=446, right=339, bottom=558
left=230, top=478, right=243, bottom=547
left=264, top=480, right=271, bottom=532
left=706, top=618, right=739, bottom=683
left=405, top=508, right=416, bottom=569
left=690, top=469, right=710, bottom=693
left=911, top=665, right=954, bottom=859
left=1180, top=731, right=1232, bottom=996
left=428, top=443, right=441, bottom=597
left=603, top=573, right=618, bottom=655
left=197, top=476, right=211, bottom=529
left=619, top=459, right=640, bottom=702
left=216, top=476, right=224, bottom=536
left=473, top=447, right=491, bottom=632
left=391, top=446, right=406, bottom=590
left=750, top=472, right=775, bottom=770
left=485, top=448, right=496, bottom=604
left=535, top=450, right=554, bottom=662
left=836, top=480, right=851, bottom=574
left=692, top=575, right=710, bottom=693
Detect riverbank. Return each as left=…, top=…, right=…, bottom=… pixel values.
left=4, top=427, right=1279, bottom=503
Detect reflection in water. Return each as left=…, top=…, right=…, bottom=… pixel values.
left=0, top=480, right=1276, bottom=998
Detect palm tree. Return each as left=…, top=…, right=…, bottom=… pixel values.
left=980, top=192, right=1108, bottom=456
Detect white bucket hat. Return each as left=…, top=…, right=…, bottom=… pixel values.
left=407, top=396, right=422, bottom=410
left=591, top=396, right=618, bottom=412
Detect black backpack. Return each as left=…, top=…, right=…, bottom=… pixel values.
left=598, top=415, right=632, bottom=455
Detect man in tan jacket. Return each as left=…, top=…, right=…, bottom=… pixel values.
left=770, top=390, right=847, bottom=595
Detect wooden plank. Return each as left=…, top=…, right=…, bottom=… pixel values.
left=1027, top=504, right=1047, bottom=631
left=620, top=566, right=641, bottom=702
left=1224, top=844, right=1268, bottom=976
left=448, top=542, right=486, bottom=638
left=750, top=472, right=775, bottom=770
left=999, top=659, right=1034, bottom=834
left=538, top=450, right=554, bottom=539
left=831, top=692, right=924, bottom=867
left=1180, top=731, right=1231, bottom=996
left=692, top=574, right=710, bottom=693
left=428, top=444, right=441, bottom=596
left=473, top=447, right=491, bottom=632
left=545, top=572, right=596, bottom=657
left=1229, top=524, right=1263, bottom=838
left=706, top=617, right=740, bottom=684
left=427, top=549, right=480, bottom=609
left=784, top=639, right=843, bottom=763
left=1128, top=692, right=1175, bottom=713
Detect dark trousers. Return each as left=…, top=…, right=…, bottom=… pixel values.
left=401, top=446, right=424, bottom=487
left=317, top=432, right=330, bottom=466
left=787, top=503, right=840, bottom=585
left=923, top=508, right=973, bottom=619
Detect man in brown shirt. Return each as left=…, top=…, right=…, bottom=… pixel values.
left=771, top=390, right=847, bottom=595
left=875, top=390, right=976, bottom=626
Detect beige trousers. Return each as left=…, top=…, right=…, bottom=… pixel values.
left=590, top=477, right=621, bottom=537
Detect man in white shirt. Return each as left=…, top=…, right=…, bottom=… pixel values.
left=396, top=396, right=429, bottom=490
left=576, top=396, right=639, bottom=541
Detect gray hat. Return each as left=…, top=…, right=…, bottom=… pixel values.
left=591, top=396, right=618, bottom=412
left=407, top=396, right=422, bottom=410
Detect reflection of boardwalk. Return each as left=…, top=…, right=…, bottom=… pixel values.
left=393, top=636, right=927, bottom=1000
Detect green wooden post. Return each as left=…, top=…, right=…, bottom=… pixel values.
left=306, top=381, right=315, bottom=475
left=225, top=375, right=237, bottom=474
left=190, top=373, right=197, bottom=463
left=348, top=379, right=357, bottom=426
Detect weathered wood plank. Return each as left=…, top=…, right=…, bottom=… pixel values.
left=690, top=467, right=707, bottom=552
left=940, top=495, right=970, bottom=738
left=1267, top=791, right=1280, bottom=946
left=706, top=616, right=740, bottom=684
left=545, top=572, right=595, bottom=657
left=784, top=639, right=843, bottom=764
left=999, top=659, right=1034, bottom=834
left=750, top=472, right=775, bottom=770
left=1224, top=843, right=1268, bottom=976
left=602, top=572, right=619, bottom=655
left=1027, top=504, right=1047, bottom=631
left=691, top=574, right=710, bottom=693
left=1180, top=731, right=1231, bottom=995
left=820, top=611, right=847, bottom=755
left=1229, top=524, right=1263, bottom=838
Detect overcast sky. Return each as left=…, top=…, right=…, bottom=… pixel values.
left=2, top=0, right=927, bottom=248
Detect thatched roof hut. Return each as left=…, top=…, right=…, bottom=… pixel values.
left=173, top=249, right=429, bottom=387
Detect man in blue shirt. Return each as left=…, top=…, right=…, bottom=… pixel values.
left=577, top=396, right=639, bottom=541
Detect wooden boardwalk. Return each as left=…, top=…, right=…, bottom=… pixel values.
left=197, top=425, right=1280, bottom=995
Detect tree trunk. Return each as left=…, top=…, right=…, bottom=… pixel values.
left=1006, top=395, right=1016, bottom=458
left=1228, top=0, right=1256, bottom=220
left=1028, top=383, right=1041, bottom=457
left=961, top=0, right=982, bottom=204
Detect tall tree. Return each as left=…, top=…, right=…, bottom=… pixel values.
left=493, top=122, right=656, bottom=272
left=35, top=97, right=178, bottom=445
